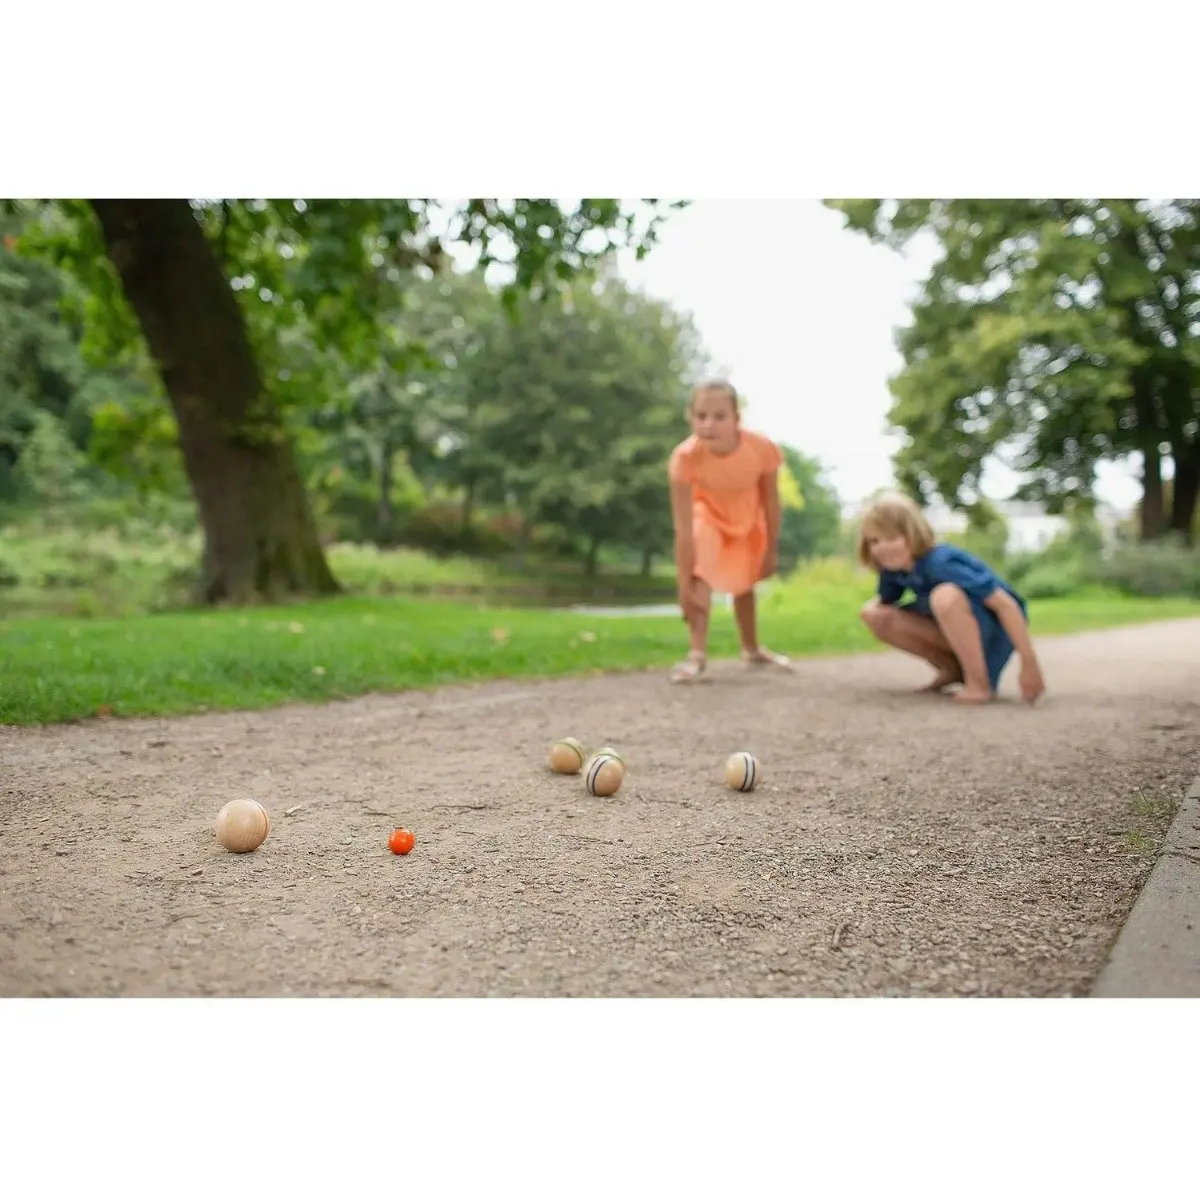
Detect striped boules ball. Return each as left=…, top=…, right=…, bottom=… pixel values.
left=594, top=746, right=626, bottom=780
left=584, top=753, right=624, bottom=797
left=724, top=751, right=760, bottom=793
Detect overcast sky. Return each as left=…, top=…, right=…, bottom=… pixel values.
left=616, top=199, right=1143, bottom=514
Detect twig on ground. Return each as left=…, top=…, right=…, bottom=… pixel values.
left=635, top=793, right=695, bottom=808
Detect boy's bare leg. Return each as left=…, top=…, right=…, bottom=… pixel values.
left=928, top=584, right=992, bottom=704
left=860, top=600, right=962, bottom=691
left=733, top=590, right=793, bottom=669
left=670, top=578, right=712, bottom=683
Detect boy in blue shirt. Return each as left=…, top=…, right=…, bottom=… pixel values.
left=857, top=493, right=1046, bottom=704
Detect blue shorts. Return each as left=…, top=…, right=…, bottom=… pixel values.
left=902, top=594, right=1020, bottom=692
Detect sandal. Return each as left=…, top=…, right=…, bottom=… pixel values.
left=669, top=650, right=707, bottom=684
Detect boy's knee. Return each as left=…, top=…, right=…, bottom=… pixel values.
left=929, top=583, right=968, bottom=614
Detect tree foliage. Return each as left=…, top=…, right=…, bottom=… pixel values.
left=776, top=446, right=841, bottom=566
left=2, top=206, right=723, bottom=581
left=826, top=199, right=1200, bottom=541
left=6, top=198, right=851, bottom=600
left=5, top=198, right=686, bottom=601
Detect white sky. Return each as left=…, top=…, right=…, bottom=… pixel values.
left=616, top=199, right=1144, bottom=515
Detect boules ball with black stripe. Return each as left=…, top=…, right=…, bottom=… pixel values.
left=594, top=747, right=625, bottom=781
left=584, top=751, right=624, bottom=797
left=724, top=751, right=760, bottom=793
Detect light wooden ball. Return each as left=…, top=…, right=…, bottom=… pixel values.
left=585, top=753, right=624, bottom=797
left=548, top=737, right=586, bottom=774
left=215, top=799, right=271, bottom=853
left=724, top=751, right=760, bottom=793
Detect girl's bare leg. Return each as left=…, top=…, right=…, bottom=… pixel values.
left=928, top=584, right=991, bottom=703
left=670, top=578, right=712, bottom=683
left=733, top=590, right=792, bottom=669
left=860, top=599, right=962, bottom=691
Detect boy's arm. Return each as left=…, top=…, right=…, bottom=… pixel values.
left=982, top=589, right=1037, bottom=659
left=983, top=588, right=1045, bottom=701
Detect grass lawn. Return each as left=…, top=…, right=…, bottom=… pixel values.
left=3, top=568, right=1199, bottom=725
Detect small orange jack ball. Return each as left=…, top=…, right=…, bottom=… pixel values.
left=388, top=828, right=416, bottom=855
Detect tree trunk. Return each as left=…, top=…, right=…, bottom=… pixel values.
left=640, top=547, right=653, bottom=577
left=1168, top=446, right=1200, bottom=545
left=89, top=199, right=339, bottom=604
left=1139, top=443, right=1165, bottom=542
left=585, top=535, right=601, bottom=577
left=1131, top=374, right=1164, bottom=542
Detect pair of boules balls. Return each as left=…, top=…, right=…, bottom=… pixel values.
left=215, top=799, right=417, bottom=859
left=548, top=736, right=625, bottom=797
left=215, top=798, right=271, bottom=853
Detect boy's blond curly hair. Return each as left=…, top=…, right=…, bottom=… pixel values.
left=856, top=492, right=936, bottom=568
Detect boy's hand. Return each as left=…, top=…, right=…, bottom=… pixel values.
left=759, top=549, right=779, bottom=580
left=1019, top=658, right=1046, bottom=704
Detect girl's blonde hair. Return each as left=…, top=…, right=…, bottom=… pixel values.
left=691, top=379, right=739, bottom=414
left=856, top=492, right=936, bottom=567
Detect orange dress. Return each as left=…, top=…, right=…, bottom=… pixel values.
left=668, top=430, right=784, bottom=597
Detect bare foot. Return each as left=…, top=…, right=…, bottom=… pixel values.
left=953, top=684, right=993, bottom=705
left=741, top=647, right=794, bottom=671
left=915, top=664, right=963, bottom=693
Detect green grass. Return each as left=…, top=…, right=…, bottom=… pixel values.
left=3, top=557, right=1199, bottom=725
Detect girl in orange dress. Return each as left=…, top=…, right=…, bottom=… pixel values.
left=667, top=380, right=793, bottom=684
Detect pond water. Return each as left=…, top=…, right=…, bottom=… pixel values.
left=560, top=602, right=679, bottom=618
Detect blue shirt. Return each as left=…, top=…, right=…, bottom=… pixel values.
left=877, top=543, right=1025, bottom=611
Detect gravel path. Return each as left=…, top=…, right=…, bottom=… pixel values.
left=2, top=619, right=1198, bottom=997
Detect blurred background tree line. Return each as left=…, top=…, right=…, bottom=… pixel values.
left=2, top=197, right=1198, bottom=620
left=828, top=199, right=1200, bottom=541
left=0, top=198, right=841, bottom=615
left=826, top=198, right=1200, bottom=601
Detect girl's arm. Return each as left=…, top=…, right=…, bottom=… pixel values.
left=759, top=469, right=782, bottom=574
left=670, top=479, right=696, bottom=604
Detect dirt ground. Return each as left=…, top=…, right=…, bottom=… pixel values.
left=2, top=618, right=1198, bottom=998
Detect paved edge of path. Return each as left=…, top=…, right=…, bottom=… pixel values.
left=1091, top=775, right=1200, bottom=998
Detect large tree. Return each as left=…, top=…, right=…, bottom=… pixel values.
left=13, top=198, right=683, bottom=600
left=449, top=268, right=703, bottom=572
left=776, top=445, right=841, bottom=566
left=826, top=199, right=1200, bottom=541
